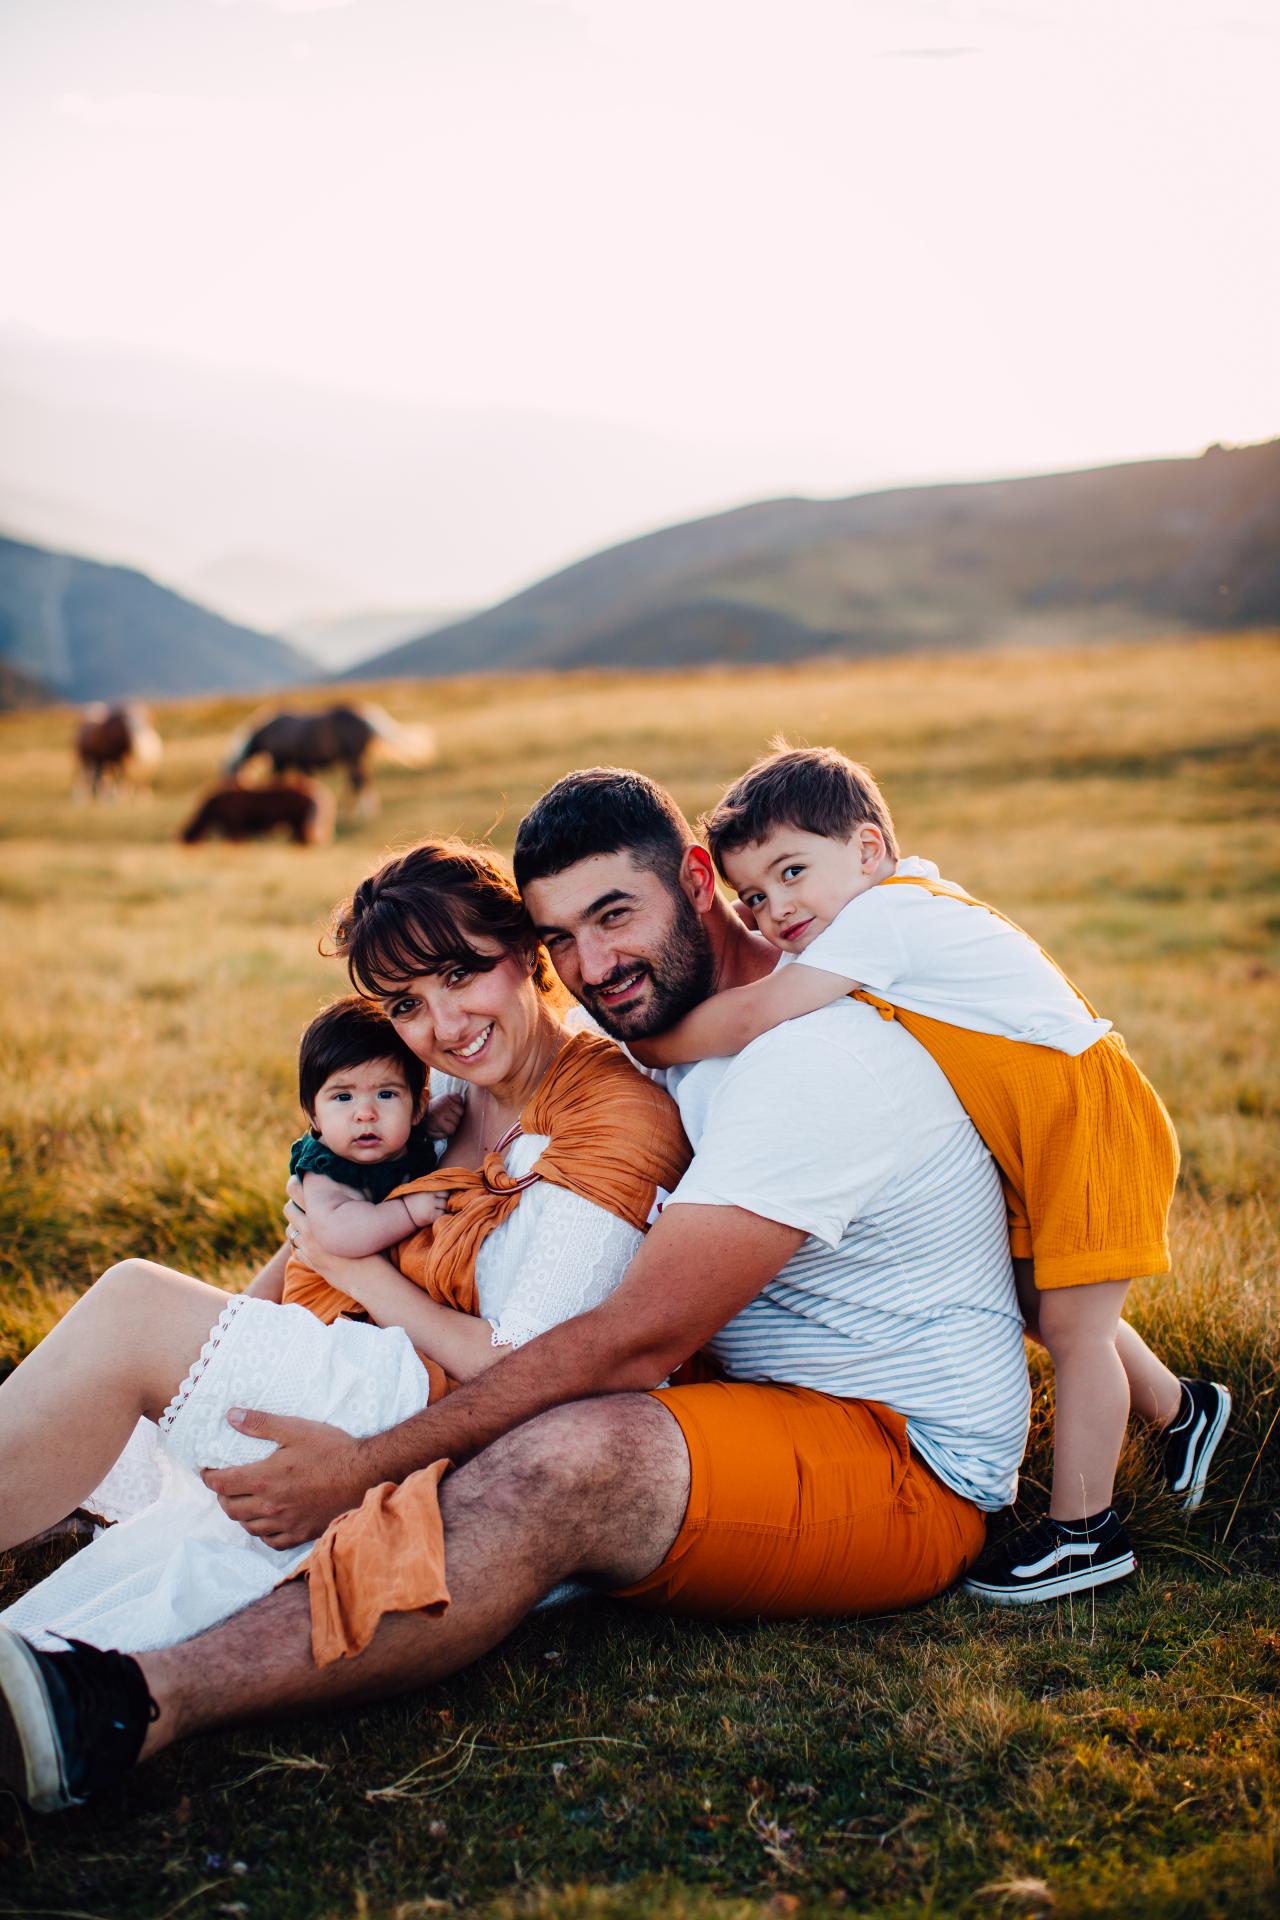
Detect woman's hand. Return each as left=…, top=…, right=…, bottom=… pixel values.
left=283, top=1203, right=388, bottom=1304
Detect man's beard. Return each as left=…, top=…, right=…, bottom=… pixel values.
left=579, top=888, right=716, bottom=1041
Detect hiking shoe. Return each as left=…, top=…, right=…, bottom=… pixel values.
left=0, top=1627, right=156, bottom=1812
left=963, top=1509, right=1136, bottom=1604
left=1161, top=1377, right=1232, bottom=1511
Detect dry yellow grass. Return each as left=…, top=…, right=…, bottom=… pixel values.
left=3, top=633, right=1277, bottom=1518
left=0, top=633, right=1277, bottom=1917
left=3, top=634, right=1275, bottom=1342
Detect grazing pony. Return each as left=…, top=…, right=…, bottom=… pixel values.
left=180, top=778, right=335, bottom=847
left=224, top=702, right=433, bottom=816
left=73, top=704, right=163, bottom=799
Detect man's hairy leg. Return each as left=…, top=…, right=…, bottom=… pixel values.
left=137, top=1394, right=688, bottom=1757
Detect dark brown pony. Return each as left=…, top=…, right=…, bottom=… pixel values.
left=73, top=704, right=163, bottom=798
left=224, top=702, right=433, bottom=816
left=180, top=778, right=335, bottom=847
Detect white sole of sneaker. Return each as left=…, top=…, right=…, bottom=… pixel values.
left=0, top=1626, right=72, bottom=1813
left=1179, top=1385, right=1232, bottom=1512
left=963, top=1552, right=1138, bottom=1604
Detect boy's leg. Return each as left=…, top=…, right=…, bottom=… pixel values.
left=1114, top=1318, right=1183, bottom=1427
left=1037, top=1279, right=1130, bottom=1520
left=1015, top=1258, right=1182, bottom=1429
left=966, top=1275, right=1138, bottom=1602
left=0, top=1259, right=231, bottom=1551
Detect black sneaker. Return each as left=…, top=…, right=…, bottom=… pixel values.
left=1160, top=1378, right=1232, bottom=1511
left=0, top=1627, right=156, bottom=1812
left=963, top=1509, right=1136, bottom=1604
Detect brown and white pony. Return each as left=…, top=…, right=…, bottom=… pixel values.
left=73, top=704, right=163, bottom=799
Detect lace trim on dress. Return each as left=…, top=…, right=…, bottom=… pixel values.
left=488, top=1313, right=547, bottom=1352
left=158, top=1296, right=247, bottom=1434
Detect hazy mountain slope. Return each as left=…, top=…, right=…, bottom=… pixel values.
left=0, top=330, right=847, bottom=613
left=0, top=536, right=313, bottom=703
left=354, top=440, right=1279, bottom=680
left=0, top=655, right=54, bottom=711
left=286, top=606, right=471, bottom=672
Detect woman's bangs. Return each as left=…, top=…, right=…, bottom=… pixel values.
left=349, top=895, right=500, bottom=998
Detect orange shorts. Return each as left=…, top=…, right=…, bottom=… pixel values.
left=612, top=1381, right=986, bottom=1618
left=860, top=999, right=1180, bottom=1292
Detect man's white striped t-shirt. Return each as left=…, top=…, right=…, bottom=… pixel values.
left=663, top=996, right=1031, bottom=1512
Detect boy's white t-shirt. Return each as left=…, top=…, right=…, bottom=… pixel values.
left=791, top=856, right=1111, bottom=1057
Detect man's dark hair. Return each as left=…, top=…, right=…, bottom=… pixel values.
left=513, top=767, right=694, bottom=892
left=704, top=744, right=899, bottom=872
left=297, top=995, right=427, bottom=1119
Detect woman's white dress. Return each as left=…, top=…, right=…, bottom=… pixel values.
left=2, top=1123, right=648, bottom=1652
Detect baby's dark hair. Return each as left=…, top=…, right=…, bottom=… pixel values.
left=297, top=995, right=427, bottom=1120
left=703, top=742, right=898, bottom=873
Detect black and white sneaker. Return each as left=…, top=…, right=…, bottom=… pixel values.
left=0, top=1627, right=156, bottom=1812
left=1160, top=1378, right=1232, bottom=1511
left=963, top=1509, right=1136, bottom=1604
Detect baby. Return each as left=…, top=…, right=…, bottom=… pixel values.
left=288, top=996, right=463, bottom=1258
left=638, top=744, right=1231, bottom=1604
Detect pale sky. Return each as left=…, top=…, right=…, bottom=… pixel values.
left=0, top=0, right=1277, bottom=612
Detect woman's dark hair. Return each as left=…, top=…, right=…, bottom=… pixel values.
left=329, top=838, right=556, bottom=1000
left=513, top=767, right=693, bottom=893
left=297, top=995, right=427, bottom=1118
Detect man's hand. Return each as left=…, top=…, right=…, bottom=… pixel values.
left=202, top=1411, right=378, bottom=1549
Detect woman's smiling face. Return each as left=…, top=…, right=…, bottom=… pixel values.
left=377, top=936, right=540, bottom=1088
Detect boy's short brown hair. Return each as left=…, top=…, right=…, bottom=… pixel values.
left=704, top=743, right=898, bottom=872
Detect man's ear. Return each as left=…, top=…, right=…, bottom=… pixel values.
left=678, top=844, right=719, bottom=914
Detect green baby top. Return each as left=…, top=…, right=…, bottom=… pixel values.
left=288, top=1127, right=440, bottom=1203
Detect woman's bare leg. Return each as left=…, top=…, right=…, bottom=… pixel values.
left=0, top=1259, right=232, bottom=1551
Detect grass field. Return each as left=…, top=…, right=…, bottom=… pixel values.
left=0, top=634, right=1277, bottom=1920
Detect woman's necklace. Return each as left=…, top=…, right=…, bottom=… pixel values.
left=474, top=1025, right=567, bottom=1152
left=476, top=1084, right=508, bottom=1154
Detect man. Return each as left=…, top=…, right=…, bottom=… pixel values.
left=0, top=769, right=1029, bottom=1812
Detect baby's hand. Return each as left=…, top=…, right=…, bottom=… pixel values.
left=403, top=1189, right=449, bottom=1229
left=426, top=1092, right=465, bottom=1138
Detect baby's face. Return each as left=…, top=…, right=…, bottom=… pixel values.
left=722, top=825, right=880, bottom=954
left=310, top=1057, right=417, bottom=1164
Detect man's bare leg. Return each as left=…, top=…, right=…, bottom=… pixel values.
left=137, top=1394, right=689, bottom=1758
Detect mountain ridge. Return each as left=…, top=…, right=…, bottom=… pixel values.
left=0, top=533, right=313, bottom=705
left=348, top=440, right=1280, bottom=681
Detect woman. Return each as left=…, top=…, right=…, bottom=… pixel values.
left=0, top=840, right=690, bottom=1658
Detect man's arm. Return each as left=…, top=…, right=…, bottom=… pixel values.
left=203, top=1203, right=805, bottom=1548
left=631, top=965, right=852, bottom=1067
